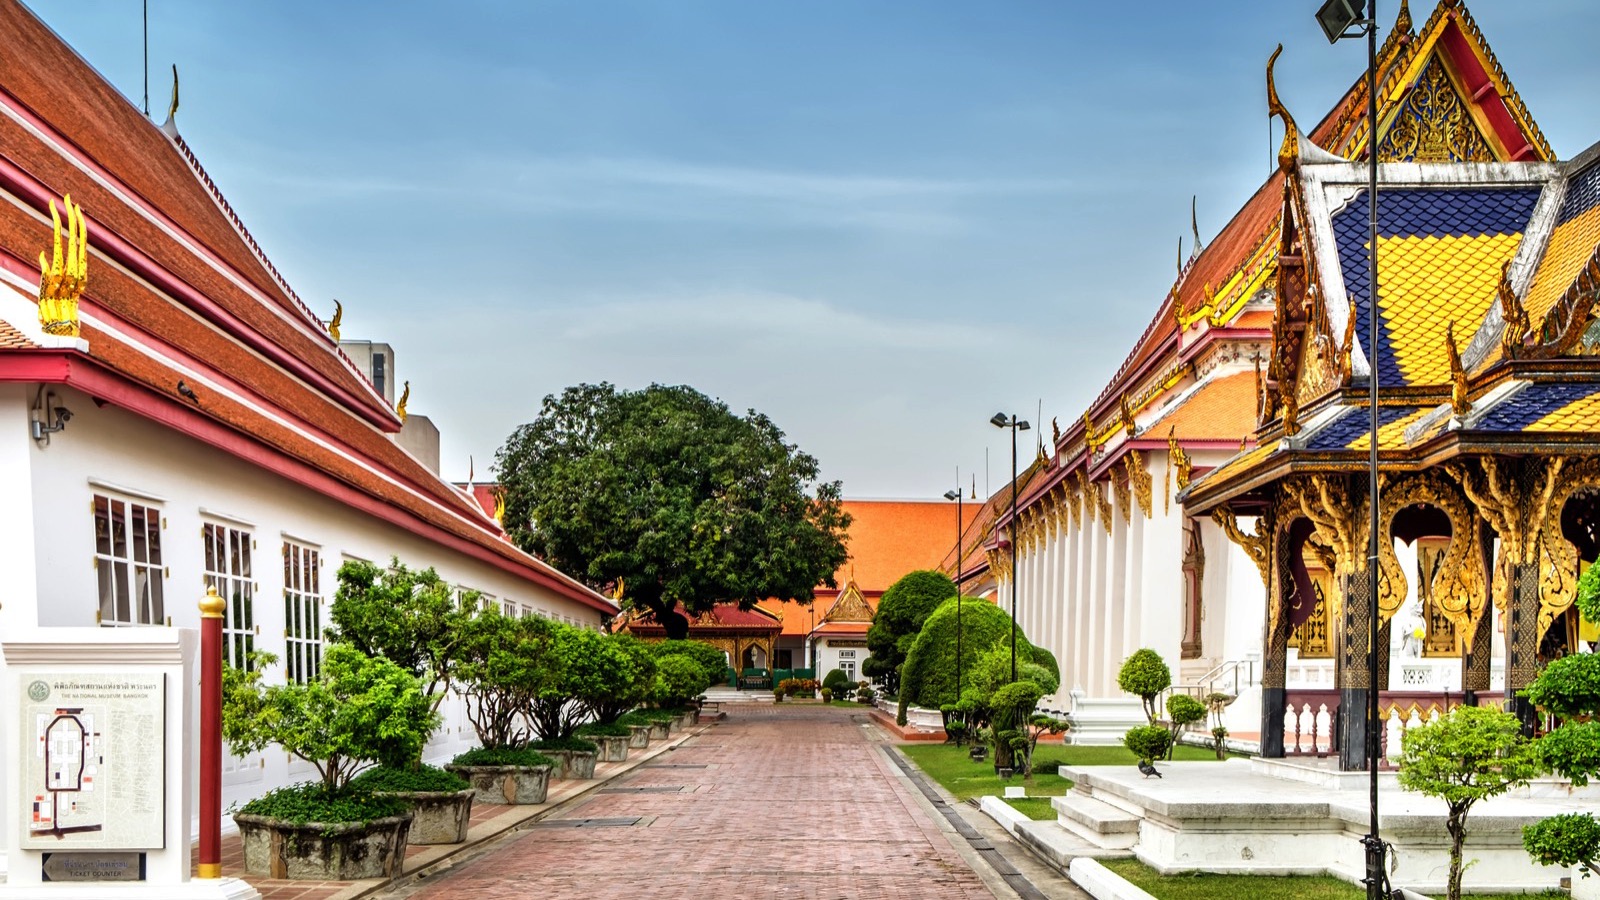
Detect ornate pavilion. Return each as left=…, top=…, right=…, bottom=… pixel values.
left=1181, top=9, right=1600, bottom=768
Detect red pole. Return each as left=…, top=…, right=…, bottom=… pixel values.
left=198, top=585, right=224, bottom=879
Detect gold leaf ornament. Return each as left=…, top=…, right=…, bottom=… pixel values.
left=37, top=194, right=89, bottom=337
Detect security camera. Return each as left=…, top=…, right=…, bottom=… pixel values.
left=54, top=406, right=72, bottom=423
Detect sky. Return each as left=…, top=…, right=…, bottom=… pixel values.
left=25, top=1, right=1600, bottom=499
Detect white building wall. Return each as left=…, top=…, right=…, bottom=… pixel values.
left=11, top=384, right=610, bottom=831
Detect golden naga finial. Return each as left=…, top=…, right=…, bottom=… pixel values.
left=1176, top=236, right=1184, bottom=276
left=492, top=489, right=506, bottom=524
left=397, top=380, right=410, bottom=423
left=1395, top=0, right=1413, bottom=35
left=1119, top=394, right=1136, bottom=438
left=1339, top=303, right=1358, bottom=377
left=37, top=194, right=89, bottom=337
left=1497, top=260, right=1529, bottom=358
left=1051, top=416, right=1060, bottom=446
left=1446, top=320, right=1470, bottom=416
left=612, top=577, right=625, bottom=601
left=1190, top=195, right=1203, bottom=254
left=328, top=299, right=343, bottom=341
left=1167, top=426, right=1193, bottom=491
left=160, top=65, right=180, bottom=137
left=1083, top=410, right=1095, bottom=447
left=1266, top=45, right=1300, bottom=172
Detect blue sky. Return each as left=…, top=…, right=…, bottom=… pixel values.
left=27, top=1, right=1600, bottom=498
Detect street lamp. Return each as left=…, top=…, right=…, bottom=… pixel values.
left=991, top=412, right=1030, bottom=683
left=944, top=482, right=964, bottom=707
left=1321, top=3, right=1386, bottom=899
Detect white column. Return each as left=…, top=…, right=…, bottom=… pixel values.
left=1122, top=495, right=1144, bottom=669
left=1051, top=520, right=1070, bottom=709
left=0, top=386, right=42, bottom=875
left=1104, top=491, right=1128, bottom=694
left=1079, top=502, right=1098, bottom=697
left=1087, top=487, right=1109, bottom=697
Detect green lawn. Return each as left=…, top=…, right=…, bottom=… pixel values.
left=1100, top=859, right=1364, bottom=900
left=1004, top=797, right=1057, bottom=820
left=898, top=741, right=1222, bottom=802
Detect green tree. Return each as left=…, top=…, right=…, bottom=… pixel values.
left=990, top=680, right=1043, bottom=775
left=222, top=644, right=438, bottom=794
left=326, top=558, right=472, bottom=716
left=453, top=610, right=551, bottom=749
left=1522, top=651, right=1600, bottom=881
left=863, top=570, right=957, bottom=694
left=1165, top=694, right=1207, bottom=760
left=1117, top=649, right=1172, bottom=724
left=1399, top=705, right=1543, bottom=900
left=587, top=633, right=658, bottom=725
left=495, top=383, right=851, bottom=639
left=654, top=654, right=711, bottom=707
left=1123, top=725, right=1172, bottom=763
left=651, top=639, right=729, bottom=686
left=896, top=596, right=1056, bottom=724
left=527, top=622, right=649, bottom=739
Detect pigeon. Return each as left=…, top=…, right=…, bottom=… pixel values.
left=176, top=380, right=199, bottom=403
left=1138, top=759, right=1162, bottom=779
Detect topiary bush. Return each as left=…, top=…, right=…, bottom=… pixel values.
left=653, top=654, right=711, bottom=707
left=650, top=640, right=728, bottom=685
left=575, top=722, right=632, bottom=737
left=1524, top=813, right=1600, bottom=879
left=1521, top=642, right=1600, bottom=883
left=450, top=746, right=554, bottom=768
left=348, top=764, right=469, bottom=794
left=1522, top=653, right=1600, bottom=720
left=238, top=783, right=409, bottom=827
left=823, top=668, right=854, bottom=698
left=1123, top=724, right=1172, bottom=763
left=863, top=570, right=957, bottom=693
left=1165, top=694, right=1207, bottom=760
left=896, top=596, right=1054, bottom=725
left=1118, top=649, right=1172, bottom=724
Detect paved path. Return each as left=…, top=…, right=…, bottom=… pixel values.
left=397, top=705, right=1015, bottom=899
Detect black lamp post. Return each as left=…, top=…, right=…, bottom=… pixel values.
left=1318, top=2, right=1385, bottom=898
left=944, top=481, right=965, bottom=704
left=991, top=412, right=1030, bottom=683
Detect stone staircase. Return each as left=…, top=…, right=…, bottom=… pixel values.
left=1050, top=792, right=1140, bottom=850
left=702, top=685, right=773, bottom=704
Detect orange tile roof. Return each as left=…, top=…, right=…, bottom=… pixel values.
left=0, top=316, right=37, bottom=349
left=834, top=499, right=977, bottom=593
left=1145, top=371, right=1259, bottom=442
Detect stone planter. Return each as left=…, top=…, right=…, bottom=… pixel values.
left=444, top=764, right=551, bottom=805
left=648, top=720, right=671, bottom=741
left=674, top=711, right=694, bottom=730
left=628, top=724, right=652, bottom=748
left=234, top=811, right=412, bottom=881
left=374, top=789, right=473, bottom=845
left=540, top=749, right=571, bottom=780
left=566, top=750, right=597, bottom=779
left=594, top=734, right=629, bottom=762
left=667, top=716, right=684, bottom=734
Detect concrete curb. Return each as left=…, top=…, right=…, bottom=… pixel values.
left=978, top=795, right=1030, bottom=837
left=1068, top=859, right=1159, bottom=900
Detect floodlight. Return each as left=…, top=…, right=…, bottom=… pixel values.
left=1316, top=0, right=1364, bottom=43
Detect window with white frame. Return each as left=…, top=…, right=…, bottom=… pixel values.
left=502, top=598, right=518, bottom=617
left=203, top=523, right=254, bottom=670
left=283, top=540, right=322, bottom=684
left=94, top=494, right=165, bottom=626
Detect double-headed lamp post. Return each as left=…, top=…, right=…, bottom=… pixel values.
left=991, top=412, right=1030, bottom=683
left=1318, top=2, right=1385, bottom=899
left=944, top=480, right=965, bottom=703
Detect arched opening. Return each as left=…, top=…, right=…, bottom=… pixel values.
left=741, top=644, right=767, bottom=671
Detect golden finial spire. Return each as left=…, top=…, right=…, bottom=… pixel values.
left=1446, top=320, right=1470, bottom=416
left=1497, top=260, right=1528, bottom=358
left=37, top=194, right=88, bottom=337
left=328, top=300, right=342, bottom=341
left=1395, top=0, right=1413, bottom=35
left=397, top=380, right=410, bottom=423
left=1266, top=45, right=1300, bottom=172
left=1190, top=195, right=1202, bottom=254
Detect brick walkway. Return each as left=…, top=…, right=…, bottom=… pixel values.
left=401, top=705, right=1000, bottom=899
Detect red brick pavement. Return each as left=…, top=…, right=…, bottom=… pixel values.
left=404, top=705, right=998, bottom=899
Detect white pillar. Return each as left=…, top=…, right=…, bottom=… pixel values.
left=1105, top=490, right=1128, bottom=694
left=1087, top=487, right=1110, bottom=696
left=1122, top=494, right=1144, bottom=670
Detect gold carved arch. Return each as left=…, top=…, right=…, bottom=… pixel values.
left=1538, top=458, right=1600, bottom=637
left=1375, top=471, right=1488, bottom=645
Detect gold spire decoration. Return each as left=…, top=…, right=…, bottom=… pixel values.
left=1051, top=416, right=1060, bottom=446
left=1395, top=0, right=1412, bottom=35
left=328, top=300, right=343, bottom=341
left=1119, top=393, right=1136, bottom=438
left=1446, top=320, right=1470, bottom=416
left=492, top=490, right=506, bottom=524
left=37, top=194, right=88, bottom=337
left=397, top=380, right=410, bottom=423
left=1266, top=45, right=1300, bottom=172
left=1168, top=427, right=1192, bottom=491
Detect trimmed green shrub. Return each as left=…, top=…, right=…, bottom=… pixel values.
left=649, top=640, right=728, bottom=684
left=863, top=570, right=957, bottom=693
left=823, top=668, right=853, bottom=697
left=450, top=747, right=554, bottom=768
left=896, top=596, right=1054, bottom=725
left=575, top=722, right=632, bottom=737
left=1117, top=649, right=1172, bottom=724
left=1123, top=725, right=1172, bottom=763
left=1524, top=813, right=1600, bottom=878
left=348, top=764, right=469, bottom=794
left=238, top=783, right=408, bottom=828
left=653, top=654, right=711, bottom=707
left=531, top=736, right=599, bottom=754
left=1165, top=694, right=1207, bottom=760
left=1522, top=653, right=1600, bottom=720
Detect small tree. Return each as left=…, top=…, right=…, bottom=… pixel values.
left=896, top=597, right=1055, bottom=725
left=1123, top=724, right=1172, bottom=763
left=651, top=640, right=729, bottom=686
left=1399, top=705, right=1543, bottom=900
left=989, top=680, right=1042, bottom=775
left=1522, top=651, right=1600, bottom=882
left=1024, top=715, right=1070, bottom=774
left=528, top=622, right=644, bottom=739
left=222, top=644, right=438, bottom=795
left=326, top=559, right=472, bottom=720
left=1117, top=649, right=1171, bottom=725
left=653, top=654, right=711, bottom=708
left=1165, top=694, right=1207, bottom=760
left=1205, top=692, right=1236, bottom=760
left=454, top=610, right=550, bottom=749
left=586, top=633, right=658, bottom=724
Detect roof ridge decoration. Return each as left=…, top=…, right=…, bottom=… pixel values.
left=1433, top=0, right=1552, bottom=161
left=160, top=65, right=179, bottom=138
left=328, top=300, right=343, bottom=341
left=37, top=194, right=88, bottom=338
left=1445, top=320, right=1470, bottom=415
left=397, top=380, right=410, bottom=423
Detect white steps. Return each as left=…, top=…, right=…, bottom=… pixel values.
left=1052, top=791, right=1140, bottom=850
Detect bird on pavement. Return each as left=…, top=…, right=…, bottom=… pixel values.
left=1138, top=759, right=1162, bottom=779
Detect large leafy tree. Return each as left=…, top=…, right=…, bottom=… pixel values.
left=496, top=383, right=851, bottom=639
left=863, top=569, right=956, bottom=694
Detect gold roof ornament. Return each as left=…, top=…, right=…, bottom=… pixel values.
left=1446, top=321, right=1470, bottom=416
left=37, top=194, right=88, bottom=337
left=1266, top=45, right=1300, bottom=172
left=328, top=299, right=343, bottom=341
left=1395, top=0, right=1413, bottom=37
left=1119, top=393, right=1136, bottom=438
left=396, top=380, right=410, bottom=423
left=1051, top=416, right=1060, bottom=446
left=1497, top=261, right=1529, bottom=358
left=160, top=65, right=180, bottom=138
left=1167, top=427, right=1193, bottom=492
left=492, top=489, right=506, bottom=525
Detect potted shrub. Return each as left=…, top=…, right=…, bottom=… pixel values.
left=446, top=746, right=555, bottom=805
left=326, top=559, right=479, bottom=844
left=575, top=722, right=632, bottom=762
left=222, top=645, right=436, bottom=880
left=349, top=764, right=473, bottom=845
left=820, top=687, right=834, bottom=703
left=615, top=710, right=654, bottom=749
left=652, top=655, right=710, bottom=732
left=857, top=684, right=876, bottom=704
left=448, top=609, right=555, bottom=804
left=530, top=736, right=600, bottom=780
left=1164, top=694, right=1207, bottom=760
left=579, top=633, right=657, bottom=729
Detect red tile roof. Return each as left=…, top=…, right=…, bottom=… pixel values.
left=834, top=499, right=977, bottom=593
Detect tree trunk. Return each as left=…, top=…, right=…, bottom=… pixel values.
left=1448, top=805, right=1468, bottom=900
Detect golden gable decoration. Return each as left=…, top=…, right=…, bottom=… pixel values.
left=37, top=194, right=88, bottom=337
